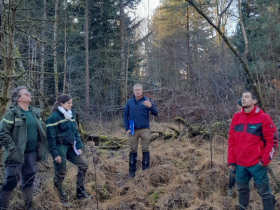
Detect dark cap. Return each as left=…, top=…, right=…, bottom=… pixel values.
left=237, top=98, right=242, bottom=106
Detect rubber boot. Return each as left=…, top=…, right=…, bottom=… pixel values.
left=76, top=185, right=93, bottom=200
left=0, top=190, right=12, bottom=210
left=238, top=190, right=249, bottom=210
left=129, top=152, right=137, bottom=178
left=24, top=201, right=32, bottom=210
left=142, top=152, right=150, bottom=170
left=263, top=195, right=276, bottom=210
left=54, top=183, right=71, bottom=208
left=21, top=186, right=33, bottom=210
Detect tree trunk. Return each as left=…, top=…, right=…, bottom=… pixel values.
left=125, top=40, right=129, bottom=101
left=238, top=0, right=248, bottom=64
left=85, top=0, right=89, bottom=113
left=186, top=5, right=193, bottom=88
left=40, top=0, right=46, bottom=109
left=0, top=1, right=6, bottom=114
left=0, top=0, right=2, bottom=71
left=63, top=0, right=67, bottom=94
left=54, top=0, right=58, bottom=98
left=1, top=0, right=16, bottom=111
left=186, top=0, right=264, bottom=111
left=119, top=0, right=126, bottom=105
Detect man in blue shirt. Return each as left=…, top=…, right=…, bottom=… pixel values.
left=123, top=84, right=158, bottom=177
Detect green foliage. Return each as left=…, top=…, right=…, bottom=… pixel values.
left=171, top=158, right=184, bottom=169
left=233, top=0, right=280, bottom=72
left=78, top=123, right=86, bottom=142
left=87, top=181, right=96, bottom=189
left=100, top=135, right=108, bottom=142
left=211, top=120, right=230, bottom=138
left=149, top=193, right=159, bottom=202
left=100, top=184, right=110, bottom=200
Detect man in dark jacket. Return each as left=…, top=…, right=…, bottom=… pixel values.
left=0, top=86, right=48, bottom=210
left=123, top=84, right=158, bottom=177
left=228, top=91, right=278, bottom=210
left=228, top=97, right=242, bottom=196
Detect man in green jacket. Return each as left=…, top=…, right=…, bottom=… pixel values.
left=0, top=86, right=48, bottom=210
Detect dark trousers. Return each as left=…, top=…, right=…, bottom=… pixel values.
left=1, top=150, right=37, bottom=191
left=53, top=145, right=88, bottom=190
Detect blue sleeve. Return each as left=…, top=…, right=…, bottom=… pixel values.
left=149, top=100, right=158, bottom=116
left=123, top=102, right=129, bottom=131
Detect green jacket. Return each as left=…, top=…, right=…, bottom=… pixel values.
left=0, top=105, right=48, bottom=167
left=46, top=109, right=83, bottom=159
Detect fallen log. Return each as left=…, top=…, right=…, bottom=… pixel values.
left=167, top=127, right=180, bottom=138
left=174, top=117, right=209, bottom=139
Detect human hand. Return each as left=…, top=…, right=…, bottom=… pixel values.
left=126, top=130, right=131, bottom=135
left=228, top=165, right=235, bottom=171
left=259, top=161, right=263, bottom=167
left=55, top=156, right=62, bottom=164
left=77, top=149, right=82, bottom=155
left=142, top=100, right=152, bottom=108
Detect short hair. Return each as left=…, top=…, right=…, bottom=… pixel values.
left=133, top=84, right=143, bottom=90
left=11, top=86, right=28, bottom=105
left=242, top=90, right=257, bottom=100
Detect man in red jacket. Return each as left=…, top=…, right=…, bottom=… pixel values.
left=228, top=91, right=278, bottom=210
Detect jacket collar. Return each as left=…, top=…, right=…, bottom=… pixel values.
left=9, top=104, right=40, bottom=118
left=56, top=108, right=74, bottom=116
left=242, top=105, right=262, bottom=116
left=133, top=94, right=146, bottom=101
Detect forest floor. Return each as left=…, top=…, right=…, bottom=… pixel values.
left=7, top=122, right=280, bottom=210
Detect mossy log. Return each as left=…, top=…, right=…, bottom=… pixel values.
left=174, top=117, right=209, bottom=139
left=85, top=130, right=178, bottom=150
left=85, top=134, right=127, bottom=148
left=167, top=127, right=180, bottom=138
left=174, top=117, right=194, bottom=134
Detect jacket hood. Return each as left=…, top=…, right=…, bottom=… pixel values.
left=241, top=105, right=263, bottom=116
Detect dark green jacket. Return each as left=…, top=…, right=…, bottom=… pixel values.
left=46, top=109, right=83, bottom=159
left=0, top=105, right=48, bottom=167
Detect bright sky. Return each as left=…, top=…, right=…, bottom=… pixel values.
left=136, top=0, right=161, bottom=19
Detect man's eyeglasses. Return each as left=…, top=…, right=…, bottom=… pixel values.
left=22, top=92, right=31, bottom=96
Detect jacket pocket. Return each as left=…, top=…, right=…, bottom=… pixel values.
left=4, top=147, right=23, bottom=165
left=234, top=124, right=244, bottom=132
left=246, top=123, right=262, bottom=136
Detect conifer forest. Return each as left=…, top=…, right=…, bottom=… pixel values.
left=1, top=0, right=280, bottom=209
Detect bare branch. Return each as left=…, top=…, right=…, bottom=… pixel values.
left=219, top=0, right=234, bottom=18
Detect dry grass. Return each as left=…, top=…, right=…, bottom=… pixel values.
left=7, top=121, right=280, bottom=209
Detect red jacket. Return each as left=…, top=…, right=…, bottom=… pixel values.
left=228, top=105, right=278, bottom=167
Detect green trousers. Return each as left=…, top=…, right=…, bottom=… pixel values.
left=53, top=144, right=88, bottom=190
left=236, top=163, right=273, bottom=209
